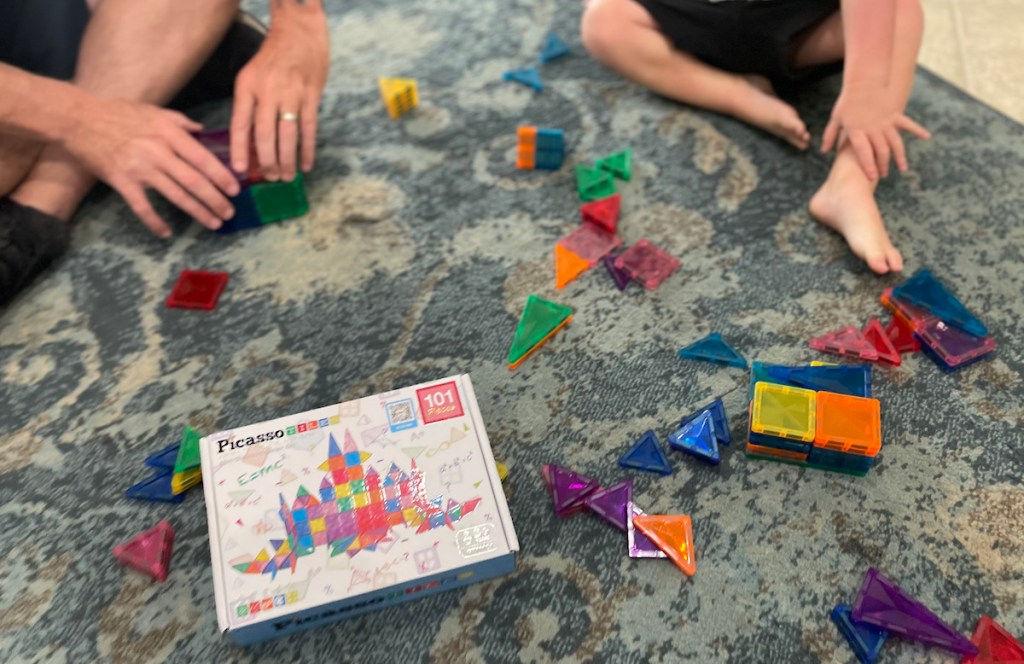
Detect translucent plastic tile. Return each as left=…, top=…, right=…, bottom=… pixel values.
left=632, top=514, right=696, bottom=576
left=862, top=318, right=901, bottom=366
left=893, top=268, right=988, bottom=337
left=807, top=447, right=875, bottom=475
left=678, top=332, right=747, bottom=369
left=745, top=440, right=809, bottom=462
left=885, top=316, right=921, bottom=353
left=751, top=383, right=816, bottom=442
left=166, top=271, right=229, bottom=310
left=668, top=411, right=720, bottom=464
left=748, top=430, right=812, bottom=455
left=557, top=223, right=622, bottom=266
left=503, top=67, right=543, bottom=91
left=626, top=502, right=666, bottom=558
left=916, top=318, right=995, bottom=368
left=614, top=239, right=680, bottom=290
left=539, top=32, right=570, bottom=63
left=831, top=603, right=888, bottom=664
left=583, top=480, right=632, bottom=532
left=767, top=365, right=872, bottom=398
left=851, top=567, right=979, bottom=656
left=541, top=464, right=599, bottom=517
left=815, top=392, right=881, bottom=456
left=581, top=194, right=620, bottom=233
left=603, top=253, right=631, bottom=291
left=679, top=398, right=731, bottom=446
left=555, top=244, right=589, bottom=290
left=575, top=164, right=615, bottom=201
left=113, top=520, right=175, bottom=583
left=809, top=326, right=879, bottom=361
left=749, top=362, right=800, bottom=400
left=880, top=287, right=935, bottom=331
left=595, top=149, right=632, bottom=181
left=379, top=77, right=418, bottom=119
left=145, top=444, right=179, bottom=470
left=250, top=173, right=308, bottom=223
left=619, top=430, right=672, bottom=475
left=125, top=470, right=186, bottom=503
left=216, top=188, right=263, bottom=234
left=968, top=615, right=1024, bottom=663
left=507, top=294, right=572, bottom=369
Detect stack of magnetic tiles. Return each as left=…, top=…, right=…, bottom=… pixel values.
left=379, top=77, right=418, bottom=120
left=515, top=126, right=566, bottom=170
left=746, top=361, right=882, bottom=476
left=125, top=426, right=203, bottom=502
left=194, top=129, right=308, bottom=233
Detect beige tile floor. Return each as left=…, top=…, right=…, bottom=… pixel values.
left=918, top=0, right=1024, bottom=122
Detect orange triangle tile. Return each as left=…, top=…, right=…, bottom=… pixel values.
left=555, top=244, right=590, bottom=289
left=633, top=514, right=695, bottom=576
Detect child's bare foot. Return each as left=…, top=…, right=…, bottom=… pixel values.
left=733, top=75, right=811, bottom=150
left=809, top=152, right=904, bottom=275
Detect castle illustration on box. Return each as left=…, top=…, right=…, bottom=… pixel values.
left=232, top=430, right=481, bottom=579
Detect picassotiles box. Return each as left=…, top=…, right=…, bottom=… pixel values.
left=200, top=374, right=518, bottom=645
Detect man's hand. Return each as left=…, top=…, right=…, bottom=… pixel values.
left=822, top=84, right=931, bottom=181
left=63, top=97, right=240, bottom=237
left=229, top=4, right=329, bottom=183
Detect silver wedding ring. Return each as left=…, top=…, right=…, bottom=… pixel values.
left=279, top=112, right=299, bottom=122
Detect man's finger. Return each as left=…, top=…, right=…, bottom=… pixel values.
left=277, top=103, right=300, bottom=182
left=151, top=171, right=224, bottom=230
left=164, top=154, right=233, bottom=227
left=118, top=181, right=172, bottom=238
left=230, top=86, right=257, bottom=174
left=255, top=96, right=279, bottom=181
left=172, top=130, right=240, bottom=197
left=300, top=90, right=319, bottom=172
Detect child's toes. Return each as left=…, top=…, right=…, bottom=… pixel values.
left=885, top=246, right=904, bottom=273
left=865, top=252, right=892, bottom=275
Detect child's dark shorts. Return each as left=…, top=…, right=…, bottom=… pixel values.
left=633, top=0, right=842, bottom=87
left=0, top=0, right=90, bottom=80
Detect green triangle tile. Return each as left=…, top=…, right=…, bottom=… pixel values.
left=172, top=426, right=201, bottom=475
left=250, top=172, right=309, bottom=224
left=575, top=164, right=616, bottom=202
left=508, top=295, right=573, bottom=368
left=595, top=149, right=632, bottom=181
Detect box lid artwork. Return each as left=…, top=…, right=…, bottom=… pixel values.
left=200, top=375, right=518, bottom=645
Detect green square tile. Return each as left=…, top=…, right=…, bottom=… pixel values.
left=251, top=172, right=309, bottom=223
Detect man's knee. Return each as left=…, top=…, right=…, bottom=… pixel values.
left=0, top=136, right=44, bottom=200
left=581, top=0, right=628, bottom=61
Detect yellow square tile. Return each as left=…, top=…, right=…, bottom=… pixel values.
left=751, top=383, right=816, bottom=442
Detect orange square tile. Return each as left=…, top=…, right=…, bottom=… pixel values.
left=815, top=392, right=882, bottom=456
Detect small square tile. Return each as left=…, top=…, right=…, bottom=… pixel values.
left=558, top=224, right=622, bottom=266
left=613, top=239, right=680, bottom=290
left=166, top=270, right=229, bottom=310
left=751, top=383, right=816, bottom=442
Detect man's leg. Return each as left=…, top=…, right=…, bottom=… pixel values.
left=581, top=0, right=811, bottom=149
left=9, top=0, right=240, bottom=221
left=808, top=0, right=924, bottom=274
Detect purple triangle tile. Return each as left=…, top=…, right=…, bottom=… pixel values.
left=603, top=253, right=631, bottom=291
left=542, top=464, right=600, bottom=517
left=850, top=567, right=979, bottom=656
left=584, top=480, right=633, bottom=531
left=626, top=502, right=666, bottom=558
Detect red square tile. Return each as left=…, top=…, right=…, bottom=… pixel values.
left=166, top=270, right=229, bottom=310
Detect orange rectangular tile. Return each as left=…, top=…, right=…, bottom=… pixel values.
left=814, top=392, right=882, bottom=457
left=517, top=126, right=537, bottom=148
left=516, top=147, right=536, bottom=170
left=745, top=441, right=809, bottom=462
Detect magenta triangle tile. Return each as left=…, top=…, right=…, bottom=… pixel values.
left=626, top=502, right=666, bottom=558
left=850, top=567, right=978, bottom=656
left=542, top=464, right=600, bottom=516
left=584, top=480, right=632, bottom=531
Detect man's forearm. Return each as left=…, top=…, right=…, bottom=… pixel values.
left=0, top=64, right=86, bottom=144
left=269, top=0, right=326, bottom=24
left=841, top=0, right=896, bottom=88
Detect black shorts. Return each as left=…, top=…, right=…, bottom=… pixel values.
left=0, top=0, right=89, bottom=80
left=634, top=0, right=842, bottom=87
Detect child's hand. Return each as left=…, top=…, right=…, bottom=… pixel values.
left=822, top=85, right=930, bottom=180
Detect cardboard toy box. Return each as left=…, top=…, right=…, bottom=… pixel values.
left=200, top=374, right=518, bottom=645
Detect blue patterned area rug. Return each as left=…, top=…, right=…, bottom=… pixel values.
left=1, top=0, right=1022, bottom=662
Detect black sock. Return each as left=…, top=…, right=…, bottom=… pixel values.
left=0, top=199, right=70, bottom=307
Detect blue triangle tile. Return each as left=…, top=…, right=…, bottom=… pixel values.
left=502, top=67, right=543, bottom=91
left=768, top=365, right=872, bottom=398
left=678, top=333, right=747, bottom=369
left=668, top=411, right=720, bottom=464
left=892, top=268, right=988, bottom=337
left=145, top=444, right=180, bottom=469
left=831, top=604, right=887, bottom=664
left=679, top=399, right=731, bottom=445
left=618, top=431, right=672, bottom=475
left=126, top=470, right=186, bottom=503
left=539, top=32, right=570, bottom=63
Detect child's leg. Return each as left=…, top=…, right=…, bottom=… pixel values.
left=581, top=0, right=811, bottom=149
left=808, top=0, right=923, bottom=274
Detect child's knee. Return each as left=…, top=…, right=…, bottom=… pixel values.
left=897, top=0, right=924, bottom=33
left=580, top=0, right=624, bottom=61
